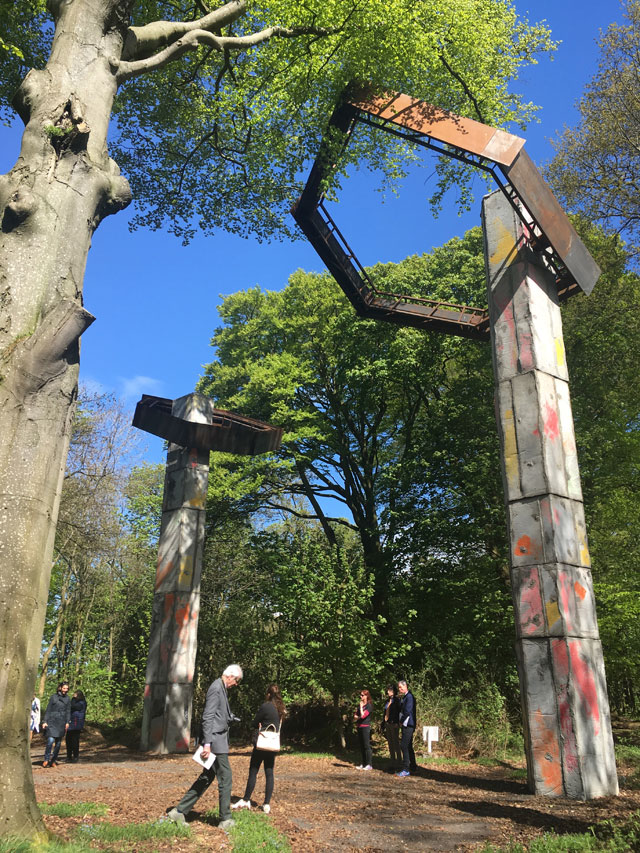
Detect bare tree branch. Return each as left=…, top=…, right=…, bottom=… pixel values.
left=117, top=20, right=338, bottom=82
left=121, top=0, right=247, bottom=61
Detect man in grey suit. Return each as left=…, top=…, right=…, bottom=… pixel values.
left=167, top=664, right=243, bottom=830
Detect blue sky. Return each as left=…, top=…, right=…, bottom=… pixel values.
left=0, top=1, right=621, bottom=464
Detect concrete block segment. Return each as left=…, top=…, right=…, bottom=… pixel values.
left=483, top=190, right=617, bottom=798
left=140, top=400, right=213, bottom=753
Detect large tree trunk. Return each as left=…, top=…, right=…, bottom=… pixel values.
left=0, top=0, right=132, bottom=835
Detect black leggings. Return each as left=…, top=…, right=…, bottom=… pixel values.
left=358, top=726, right=372, bottom=766
left=243, top=748, right=276, bottom=805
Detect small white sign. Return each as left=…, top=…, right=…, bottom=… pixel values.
left=422, top=725, right=439, bottom=753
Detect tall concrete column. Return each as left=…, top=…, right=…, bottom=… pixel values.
left=140, top=394, right=212, bottom=753
left=482, top=190, right=618, bottom=799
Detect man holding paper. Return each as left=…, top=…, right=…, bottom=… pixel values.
left=167, top=664, right=243, bottom=831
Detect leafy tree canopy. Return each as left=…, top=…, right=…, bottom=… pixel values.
left=2, top=0, right=553, bottom=240
left=547, top=0, right=640, bottom=255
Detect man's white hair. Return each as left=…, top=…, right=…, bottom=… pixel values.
left=223, top=664, right=243, bottom=682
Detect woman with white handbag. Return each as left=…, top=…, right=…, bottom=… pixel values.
left=232, top=683, right=286, bottom=814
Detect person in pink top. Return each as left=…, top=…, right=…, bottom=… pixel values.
left=353, top=689, right=373, bottom=770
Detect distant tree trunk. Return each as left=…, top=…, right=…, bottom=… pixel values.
left=0, top=0, right=132, bottom=835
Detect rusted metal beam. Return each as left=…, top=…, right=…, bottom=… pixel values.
left=292, top=88, right=600, bottom=340
left=133, top=394, right=283, bottom=455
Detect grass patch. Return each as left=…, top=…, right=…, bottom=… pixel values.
left=421, top=755, right=465, bottom=766
left=479, top=810, right=640, bottom=852
left=39, top=802, right=109, bottom=818
left=0, top=839, right=91, bottom=853
left=76, top=819, right=190, bottom=844
left=508, top=768, right=528, bottom=780
left=227, top=809, right=292, bottom=852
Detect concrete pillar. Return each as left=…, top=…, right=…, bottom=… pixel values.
left=140, top=394, right=213, bottom=753
left=482, top=190, right=618, bottom=799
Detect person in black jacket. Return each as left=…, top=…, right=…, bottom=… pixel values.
left=65, top=690, right=87, bottom=762
left=381, top=684, right=401, bottom=770
left=42, top=681, right=71, bottom=767
left=396, top=679, right=417, bottom=777
left=232, top=683, right=286, bottom=814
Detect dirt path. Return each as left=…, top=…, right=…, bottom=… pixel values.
left=32, top=737, right=640, bottom=852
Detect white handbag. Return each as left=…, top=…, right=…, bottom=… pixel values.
left=256, top=724, right=280, bottom=752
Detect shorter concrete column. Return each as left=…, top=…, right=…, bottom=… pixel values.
left=482, top=190, right=618, bottom=799
left=140, top=394, right=213, bottom=753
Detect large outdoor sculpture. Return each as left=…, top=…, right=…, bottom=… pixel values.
left=292, top=89, right=618, bottom=798
left=133, top=393, right=282, bottom=753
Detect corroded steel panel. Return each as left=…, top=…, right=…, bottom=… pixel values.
left=351, top=91, right=525, bottom=166
left=505, top=150, right=600, bottom=295
left=133, top=394, right=283, bottom=455
left=293, top=87, right=601, bottom=325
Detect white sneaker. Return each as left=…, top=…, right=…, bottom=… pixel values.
left=364, top=765, right=372, bottom=771
left=356, top=764, right=364, bottom=769
left=262, top=804, right=271, bottom=814
left=231, top=799, right=251, bottom=810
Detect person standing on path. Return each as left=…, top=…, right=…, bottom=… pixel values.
left=354, top=689, right=373, bottom=770
left=396, top=679, right=417, bottom=777
left=29, top=694, right=41, bottom=743
left=167, top=664, right=243, bottom=831
left=232, top=683, right=286, bottom=814
left=381, top=684, right=401, bottom=770
left=65, top=689, right=87, bottom=762
left=41, top=682, right=71, bottom=767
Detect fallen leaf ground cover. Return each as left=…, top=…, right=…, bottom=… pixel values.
left=32, top=728, right=640, bottom=852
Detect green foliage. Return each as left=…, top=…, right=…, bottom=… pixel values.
left=227, top=808, right=292, bottom=853
left=111, top=0, right=553, bottom=242
left=39, top=803, right=109, bottom=818
left=0, top=0, right=50, bottom=124
left=76, top=819, right=190, bottom=843
left=548, top=1, right=640, bottom=255
left=0, top=839, right=90, bottom=853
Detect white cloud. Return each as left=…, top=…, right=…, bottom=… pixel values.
left=120, top=375, right=165, bottom=401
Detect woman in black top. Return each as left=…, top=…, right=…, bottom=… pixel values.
left=232, top=683, right=285, bottom=814
left=354, top=689, right=373, bottom=770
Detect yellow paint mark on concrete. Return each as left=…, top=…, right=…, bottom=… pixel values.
left=545, top=600, right=561, bottom=628
left=178, top=555, right=194, bottom=587
left=580, top=543, right=591, bottom=567
left=502, top=408, right=519, bottom=491
left=188, top=495, right=205, bottom=509
left=490, top=219, right=518, bottom=266
left=555, top=337, right=565, bottom=368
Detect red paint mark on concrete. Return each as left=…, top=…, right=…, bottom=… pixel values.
left=163, top=593, right=175, bottom=623
left=160, top=641, right=169, bottom=665
left=574, top=582, right=587, bottom=601
left=189, top=448, right=198, bottom=468
left=531, top=708, right=562, bottom=794
left=543, top=401, right=560, bottom=440
left=155, top=557, right=174, bottom=591
left=519, top=331, right=534, bottom=371
left=569, top=640, right=600, bottom=737
left=516, top=535, right=532, bottom=556
left=175, top=600, right=191, bottom=627
left=518, top=567, right=543, bottom=634
left=553, top=508, right=560, bottom=524
left=552, top=641, right=579, bottom=777
left=175, top=736, right=190, bottom=751
left=143, top=684, right=151, bottom=699
left=558, top=570, right=574, bottom=633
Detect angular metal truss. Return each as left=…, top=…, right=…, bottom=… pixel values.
left=292, top=89, right=600, bottom=341
left=133, top=394, right=283, bottom=454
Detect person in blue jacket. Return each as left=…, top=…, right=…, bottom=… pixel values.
left=396, top=679, right=417, bottom=777
left=65, top=689, right=87, bottom=762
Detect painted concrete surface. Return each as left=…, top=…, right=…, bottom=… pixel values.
left=140, top=394, right=215, bottom=753
left=482, top=190, right=618, bottom=799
